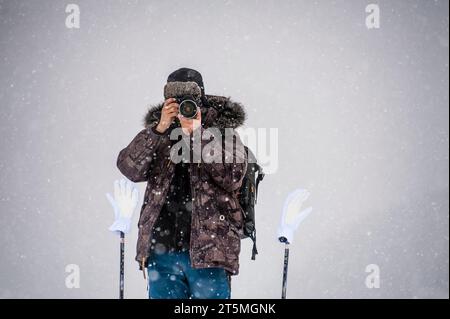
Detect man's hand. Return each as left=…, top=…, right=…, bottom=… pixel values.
left=156, top=98, right=179, bottom=134
left=178, top=107, right=202, bottom=135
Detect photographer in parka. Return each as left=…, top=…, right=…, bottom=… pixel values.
left=117, top=68, right=248, bottom=299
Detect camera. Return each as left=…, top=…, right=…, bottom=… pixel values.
left=176, top=96, right=199, bottom=119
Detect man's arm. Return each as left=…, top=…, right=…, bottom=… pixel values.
left=117, top=98, right=179, bottom=182
left=116, top=126, right=169, bottom=182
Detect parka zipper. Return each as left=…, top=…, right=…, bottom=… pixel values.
left=188, top=163, right=196, bottom=268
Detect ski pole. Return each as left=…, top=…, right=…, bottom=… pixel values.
left=281, top=242, right=289, bottom=299
left=279, top=235, right=290, bottom=299
left=277, top=189, right=313, bottom=299
left=107, top=179, right=139, bottom=299
left=119, top=231, right=125, bottom=299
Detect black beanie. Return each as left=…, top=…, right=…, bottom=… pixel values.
left=167, top=68, right=205, bottom=98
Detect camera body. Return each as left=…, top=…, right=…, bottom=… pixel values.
left=175, top=96, right=199, bottom=119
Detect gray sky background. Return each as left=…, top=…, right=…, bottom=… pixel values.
left=0, top=0, right=448, bottom=298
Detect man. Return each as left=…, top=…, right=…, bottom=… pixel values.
left=117, top=68, right=248, bottom=299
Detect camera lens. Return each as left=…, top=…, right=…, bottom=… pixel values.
left=179, top=100, right=198, bottom=119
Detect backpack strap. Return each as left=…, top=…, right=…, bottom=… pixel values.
left=249, top=229, right=258, bottom=260
left=255, top=165, right=265, bottom=204
left=251, top=165, right=264, bottom=260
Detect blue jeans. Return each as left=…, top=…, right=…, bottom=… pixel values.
left=147, top=251, right=231, bottom=299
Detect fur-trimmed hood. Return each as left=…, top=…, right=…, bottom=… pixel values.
left=143, top=95, right=246, bottom=130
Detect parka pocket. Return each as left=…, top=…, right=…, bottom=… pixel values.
left=138, top=210, right=151, bottom=227
left=222, top=220, right=241, bottom=259
left=224, top=206, right=244, bottom=232
left=137, top=202, right=155, bottom=227
left=217, top=211, right=243, bottom=240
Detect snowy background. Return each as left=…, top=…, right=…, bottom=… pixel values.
left=0, top=0, right=448, bottom=299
